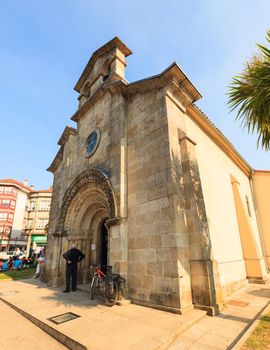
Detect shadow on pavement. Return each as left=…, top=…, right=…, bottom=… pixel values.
left=216, top=312, right=251, bottom=324
left=248, top=288, right=270, bottom=298
left=13, top=277, right=104, bottom=309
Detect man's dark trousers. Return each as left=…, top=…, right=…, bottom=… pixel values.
left=66, top=263, right=78, bottom=291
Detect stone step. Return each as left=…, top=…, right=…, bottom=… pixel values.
left=0, top=296, right=86, bottom=350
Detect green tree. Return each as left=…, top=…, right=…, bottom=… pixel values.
left=228, top=31, right=270, bottom=150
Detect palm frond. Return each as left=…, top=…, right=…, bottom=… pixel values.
left=227, top=30, right=270, bottom=150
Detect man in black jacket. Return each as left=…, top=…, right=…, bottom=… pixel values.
left=62, top=244, right=85, bottom=293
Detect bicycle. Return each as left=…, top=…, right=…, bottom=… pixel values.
left=89, top=265, right=119, bottom=307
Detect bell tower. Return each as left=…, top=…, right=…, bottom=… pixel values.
left=74, top=37, right=132, bottom=107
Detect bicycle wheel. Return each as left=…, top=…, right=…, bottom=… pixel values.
left=105, top=279, right=118, bottom=307
left=89, top=276, right=98, bottom=300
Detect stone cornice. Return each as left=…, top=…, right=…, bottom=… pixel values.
left=57, top=125, right=77, bottom=146
left=47, top=126, right=76, bottom=173
left=126, top=63, right=201, bottom=102
left=47, top=147, right=64, bottom=173
left=71, top=63, right=201, bottom=123
left=71, top=80, right=126, bottom=122
left=105, top=217, right=126, bottom=228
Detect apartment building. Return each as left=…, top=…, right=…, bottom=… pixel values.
left=25, top=188, right=52, bottom=252
left=0, top=179, right=52, bottom=252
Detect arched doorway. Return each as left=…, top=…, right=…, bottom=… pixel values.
left=53, top=169, right=116, bottom=284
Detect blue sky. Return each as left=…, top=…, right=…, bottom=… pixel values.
left=1, top=0, right=269, bottom=189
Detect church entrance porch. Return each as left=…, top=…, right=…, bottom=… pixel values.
left=45, top=169, right=120, bottom=287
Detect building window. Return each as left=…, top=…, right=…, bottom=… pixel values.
left=85, top=128, right=101, bottom=158
left=25, top=219, right=33, bottom=229
left=4, top=187, right=12, bottom=194
left=37, top=219, right=49, bottom=229
left=0, top=226, right=11, bottom=235
left=10, top=200, right=15, bottom=208
left=8, top=213, right=13, bottom=221
left=245, top=195, right=252, bottom=217
left=0, top=213, right=8, bottom=220
left=30, top=201, right=36, bottom=211
left=40, top=201, right=51, bottom=210
left=1, top=200, right=10, bottom=207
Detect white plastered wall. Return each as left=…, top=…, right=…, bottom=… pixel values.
left=185, top=114, right=265, bottom=287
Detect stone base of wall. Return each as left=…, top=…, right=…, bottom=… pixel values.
left=48, top=275, right=64, bottom=288
left=194, top=303, right=221, bottom=316
left=220, top=278, right=248, bottom=299
left=43, top=268, right=65, bottom=287
left=44, top=268, right=89, bottom=288
left=131, top=299, right=194, bottom=315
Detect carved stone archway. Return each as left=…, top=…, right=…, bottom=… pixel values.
left=54, top=169, right=117, bottom=283
left=55, top=169, right=116, bottom=235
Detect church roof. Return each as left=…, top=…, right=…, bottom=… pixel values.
left=49, top=39, right=254, bottom=177
left=71, top=62, right=202, bottom=122
left=126, top=62, right=202, bottom=102
left=74, top=37, right=132, bottom=93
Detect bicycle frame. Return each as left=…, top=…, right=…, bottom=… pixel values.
left=94, top=265, right=106, bottom=280
left=90, top=265, right=119, bottom=306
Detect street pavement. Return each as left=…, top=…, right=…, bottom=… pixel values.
left=0, top=296, right=67, bottom=349
left=0, top=278, right=269, bottom=350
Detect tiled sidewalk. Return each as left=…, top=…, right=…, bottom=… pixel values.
left=167, top=284, right=270, bottom=350
left=0, top=278, right=205, bottom=350
left=0, top=279, right=269, bottom=350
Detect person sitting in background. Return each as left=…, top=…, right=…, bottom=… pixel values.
left=13, top=257, right=22, bottom=270
left=31, top=253, right=37, bottom=267
left=21, top=257, right=27, bottom=269
left=2, top=260, right=8, bottom=271
left=0, top=259, right=3, bottom=271
left=7, top=257, right=13, bottom=270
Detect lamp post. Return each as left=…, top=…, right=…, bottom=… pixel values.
left=14, top=237, right=18, bottom=252
left=26, top=228, right=32, bottom=258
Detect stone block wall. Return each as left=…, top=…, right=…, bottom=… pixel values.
left=126, top=88, right=191, bottom=312
left=45, top=90, right=127, bottom=285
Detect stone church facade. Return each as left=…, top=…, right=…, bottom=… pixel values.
left=44, top=37, right=270, bottom=315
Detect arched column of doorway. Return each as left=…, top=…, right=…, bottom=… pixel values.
left=53, top=169, right=116, bottom=285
